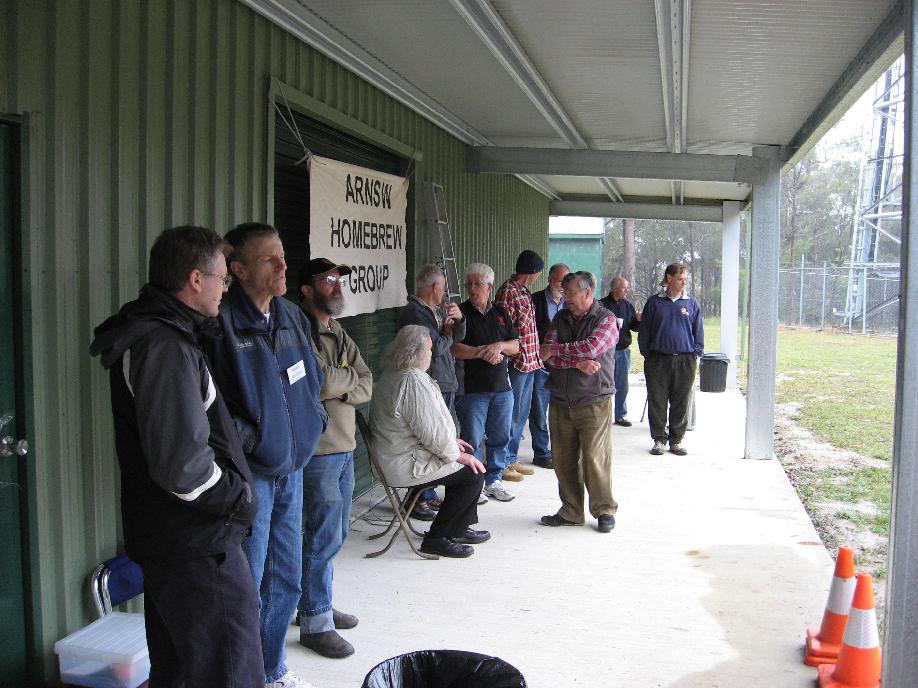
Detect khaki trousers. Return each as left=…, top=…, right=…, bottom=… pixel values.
left=548, top=396, right=618, bottom=522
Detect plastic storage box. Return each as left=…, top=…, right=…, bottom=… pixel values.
left=54, top=612, right=149, bottom=688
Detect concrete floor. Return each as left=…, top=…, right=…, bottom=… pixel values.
left=286, top=383, right=834, bottom=687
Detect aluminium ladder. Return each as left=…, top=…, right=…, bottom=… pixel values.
left=422, top=180, right=461, bottom=303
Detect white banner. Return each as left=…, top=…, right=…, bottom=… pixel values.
left=308, top=155, right=409, bottom=317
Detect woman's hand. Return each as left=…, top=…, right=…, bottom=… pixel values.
left=457, top=438, right=475, bottom=453
left=457, top=452, right=486, bottom=474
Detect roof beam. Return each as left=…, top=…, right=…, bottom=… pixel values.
left=448, top=0, right=587, bottom=148
left=242, top=0, right=490, bottom=146
left=598, top=178, right=624, bottom=203
left=654, top=0, right=692, bottom=155
left=786, top=0, right=905, bottom=167
left=515, top=174, right=561, bottom=200
left=468, top=146, right=767, bottom=184
left=551, top=199, right=722, bottom=223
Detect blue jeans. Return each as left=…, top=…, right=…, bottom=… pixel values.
left=298, top=452, right=354, bottom=634
left=528, top=368, right=552, bottom=459
left=242, top=470, right=303, bottom=683
left=507, top=367, right=536, bottom=463
left=614, top=348, right=631, bottom=420
left=455, top=391, right=513, bottom=485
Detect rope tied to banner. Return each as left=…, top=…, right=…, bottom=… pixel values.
left=275, top=84, right=313, bottom=166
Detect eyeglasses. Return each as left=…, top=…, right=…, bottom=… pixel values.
left=315, top=275, right=348, bottom=286
left=203, top=273, right=233, bottom=288
left=464, top=281, right=489, bottom=289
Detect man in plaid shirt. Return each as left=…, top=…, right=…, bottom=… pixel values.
left=494, top=250, right=544, bottom=493
left=539, top=271, right=620, bottom=534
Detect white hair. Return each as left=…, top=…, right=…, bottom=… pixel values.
left=563, top=271, right=596, bottom=292
left=415, top=264, right=445, bottom=290
left=383, top=325, right=432, bottom=371
left=464, top=262, right=494, bottom=285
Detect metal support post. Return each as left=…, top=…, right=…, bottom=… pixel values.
left=720, top=201, right=741, bottom=387
left=821, top=261, right=828, bottom=328
left=744, top=146, right=781, bottom=460
left=799, top=253, right=806, bottom=325
left=882, top=0, right=918, bottom=681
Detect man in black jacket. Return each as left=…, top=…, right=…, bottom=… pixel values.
left=90, top=226, right=263, bottom=688
left=600, top=276, right=641, bottom=426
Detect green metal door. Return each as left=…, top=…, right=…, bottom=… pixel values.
left=0, top=122, right=30, bottom=682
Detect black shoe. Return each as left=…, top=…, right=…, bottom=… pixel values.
left=450, top=528, right=491, bottom=545
left=533, top=456, right=554, bottom=469
left=540, top=513, right=581, bottom=527
left=333, top=608, right=358, bottom=630
left=410, top=500, right=436, bottom=521
left=299, top=630, right=355, bottom=658
left=420, top=536, right=474, bottom=558
left=597, top=514, right=616, bottom=533
left=614, top=418, right=632, bottom=427
left=669, top=442, right=688, bottom=456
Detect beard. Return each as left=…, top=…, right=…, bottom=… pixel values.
left=317, top=291, right=345, bottom=317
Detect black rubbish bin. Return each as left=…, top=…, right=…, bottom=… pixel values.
left=361, top=649, right=526, bottom=688
left=699, top=353, right=730, bottom=393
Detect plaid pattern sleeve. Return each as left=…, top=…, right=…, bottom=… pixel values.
left=495, top=279, right=543, bottom=373
left=548, top=315, right=619, bottom=368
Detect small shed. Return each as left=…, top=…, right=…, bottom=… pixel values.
left=548, top=231, right=605, bottom=295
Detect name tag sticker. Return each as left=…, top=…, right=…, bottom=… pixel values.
left=287, top=360, right=306, bottom=385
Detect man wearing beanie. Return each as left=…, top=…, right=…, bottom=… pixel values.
left=492, top=249, right=544, bottom=501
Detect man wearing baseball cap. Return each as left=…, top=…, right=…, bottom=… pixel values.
left=491, top=249, right=544, bottom=501
left=295, top=258, right=372, bottom=659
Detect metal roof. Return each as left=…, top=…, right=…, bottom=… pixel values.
left=244, top=0, right=903, bottom=219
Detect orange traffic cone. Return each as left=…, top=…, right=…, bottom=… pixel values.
left=805, top=546, right=857, bottom=665
left=817, top=573, right=882, bottom=688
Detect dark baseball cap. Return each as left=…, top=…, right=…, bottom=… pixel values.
left=299, top=258, right=353, bottom=287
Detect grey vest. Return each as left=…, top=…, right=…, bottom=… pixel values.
left=547, top=301, right=616, bottom=407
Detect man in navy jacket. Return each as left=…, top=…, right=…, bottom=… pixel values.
left=638, top=262, right=704, bottom=457
left=206, top=223, right=326, bottom=688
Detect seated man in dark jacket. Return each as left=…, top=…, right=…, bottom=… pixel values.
left=90, top=226, right=262, bottom=687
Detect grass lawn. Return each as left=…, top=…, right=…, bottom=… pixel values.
left=773, top=327, right=897, bottom=462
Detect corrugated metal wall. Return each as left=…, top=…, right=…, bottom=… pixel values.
left=1, top=0, right=548, bottom=675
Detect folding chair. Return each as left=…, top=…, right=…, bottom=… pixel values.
left=88, top=553, right=145, bottom=618
left=355, top=410, right=438, bottom=560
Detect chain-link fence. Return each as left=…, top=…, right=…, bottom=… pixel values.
left=778, top=262, right=899, bottom=333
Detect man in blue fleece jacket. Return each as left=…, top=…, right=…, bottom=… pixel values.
left=206, top=223, right=326, bottom=688
left=638, top=262, right=704, bottom=457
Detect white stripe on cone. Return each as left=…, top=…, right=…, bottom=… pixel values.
left=842, top=607, right=880, bottom=649
left=826, top=575, right=857, bottom=615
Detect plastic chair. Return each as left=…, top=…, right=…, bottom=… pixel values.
left=355, top=410, right=438, bottom=560
left=88, top=553, right=144, bottom=618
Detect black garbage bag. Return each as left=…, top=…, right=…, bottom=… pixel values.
left=361, top=649, right=526, bottom=688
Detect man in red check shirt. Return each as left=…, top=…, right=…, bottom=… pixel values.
left=538, top=271, right=620, bottom=533
left=495, top=250, right=545, bottom=481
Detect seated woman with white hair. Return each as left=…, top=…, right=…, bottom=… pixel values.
left=369, top=324, right=490, bottom=558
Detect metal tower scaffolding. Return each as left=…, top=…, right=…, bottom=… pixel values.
left=844, top=58, right=904, bottom=332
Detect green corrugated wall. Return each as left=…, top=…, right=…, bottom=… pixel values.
left=0, top=0, right=548, bottom=677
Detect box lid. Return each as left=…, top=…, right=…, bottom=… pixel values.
left=54, top=612, right=148, bottom=664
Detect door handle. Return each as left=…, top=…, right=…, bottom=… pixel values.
left=0, top=436, right=28, bottom=456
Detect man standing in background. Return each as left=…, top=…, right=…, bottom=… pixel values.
left=296, top=258, right=372, bottom=659
left=638, top=262, right=704, bottom=457
left=600, top=276, right=641, bottom=427
left=529, top=263, right=570, bottom=469
left=495, top=250, right=544, bottom=480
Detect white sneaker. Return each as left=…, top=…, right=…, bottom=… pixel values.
left=484, top=480, right=515, bottom=502
left=266, top=671, right=318, bottom=688
left=477, top=488, right=489, bottom=505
